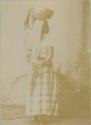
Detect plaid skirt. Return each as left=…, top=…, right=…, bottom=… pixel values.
left=26, top=62, right=60, bottom=117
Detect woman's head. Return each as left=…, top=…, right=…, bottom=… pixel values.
left=24, top=7, right=54, bottom=29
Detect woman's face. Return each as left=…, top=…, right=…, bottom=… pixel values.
left=41, top=20, right=49, bottom=36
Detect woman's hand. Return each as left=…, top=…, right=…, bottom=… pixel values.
left=38, top=46, right=54, bottom=68
left=43, top=46, right=54, bottom=64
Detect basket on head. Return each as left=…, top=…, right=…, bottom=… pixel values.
left=32, top=7, right=54, bottom=20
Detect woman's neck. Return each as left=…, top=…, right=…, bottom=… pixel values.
left=41, top=34, right=47, bottom=41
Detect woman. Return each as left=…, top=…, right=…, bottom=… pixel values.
left=24, top=7, right=60, bottom=123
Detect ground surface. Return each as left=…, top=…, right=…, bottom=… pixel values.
left=2, top=119, right=91, bottom=125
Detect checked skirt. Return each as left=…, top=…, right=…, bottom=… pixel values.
left=26, top=63, right=60, bottom=117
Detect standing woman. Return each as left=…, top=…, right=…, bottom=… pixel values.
left=24, top=7, right=60, bottom=124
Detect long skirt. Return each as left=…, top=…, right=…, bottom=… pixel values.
left=26, top=63, right=60, bottom=119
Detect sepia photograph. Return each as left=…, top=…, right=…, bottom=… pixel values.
left=0, top=0, right=91, bottom=125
